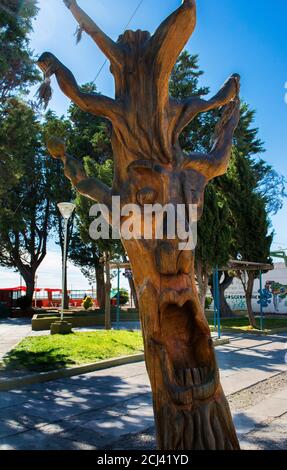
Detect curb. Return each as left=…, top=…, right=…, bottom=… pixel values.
left=213, top=338, right=230, bottom=346
left=211, top=327, right=287, bottom=336
left=0, top=353, right=144, bottom=392
left=0, top=338, right=229, bottom=392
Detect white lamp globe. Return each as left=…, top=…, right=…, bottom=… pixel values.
left=57, top=202, right=76, bottom=220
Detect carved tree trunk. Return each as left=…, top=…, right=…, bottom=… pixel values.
left=42, top=0, right=241, bottom=450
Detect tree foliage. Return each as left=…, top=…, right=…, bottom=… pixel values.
left=0, top=0, right=40, bottom=104
left=0, top=99, right=53, bottom=306
left=169, top=52, right=282, bottom=320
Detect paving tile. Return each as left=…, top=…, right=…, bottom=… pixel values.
left=272, top=387, right=287, bottom=400
left=0, top=405, right=51, bottom=430
left=227, top=339, right=271, bottom=349
left=0, top=429, right=96, bottom=450
left=248, top=397, right=287, bottom=419
left=222, top=369, right=278, bottom=395
left=232, top=411, right=262, bottom=435
left=73, top=411, right=154, bottom=439
left=240, top=413, right=287, bottom=450
left=0, top=418, right=28, bottom=439
left=0, top=391, right=28, bottom=409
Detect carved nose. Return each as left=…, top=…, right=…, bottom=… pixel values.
left=155, top=242, right=178, bottom=275
left=155, top=242, right=191, bottom=275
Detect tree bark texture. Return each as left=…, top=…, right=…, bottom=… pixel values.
left=219, top=272, right=234, bottom=318
left=245, top=272, right=257, bottom=328
left=195, top=258, right=209, bottom=311
left=42, top=0, right=241, bottom=450
left=95, top=264, right=105, bottom=309
left=211, top=272, right=234, bottom=318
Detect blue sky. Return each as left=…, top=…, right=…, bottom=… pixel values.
left=2, top=0, right=287, bottom=289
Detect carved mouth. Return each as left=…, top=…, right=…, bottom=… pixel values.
left=156, top=300, right=219, bottom=406
left=162, top=350, right=219, bottom=405
left=169, top=365, right=219, bottom=404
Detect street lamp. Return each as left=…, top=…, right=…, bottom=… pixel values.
left=57, top=202, right=75, bottom=321
left=34, top=274, right=38, bottom=308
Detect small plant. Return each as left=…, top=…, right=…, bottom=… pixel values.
left=82, top=296, right=94, bottom=310
left=116, top=289, right=129, bottom=306
left=205, top=296, right=213, bottom=310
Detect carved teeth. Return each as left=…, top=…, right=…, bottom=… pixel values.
left=184, top=369, right=193, bottom=387
left=175, top=367, right=209, bottom=387
left=176, top=369, right=185, bottom=385
left=161, top=349, right=218, bottom=404
left=192, top=368, right=201, bottom=385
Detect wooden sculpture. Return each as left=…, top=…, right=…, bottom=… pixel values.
left=39, top=0, right=241, bottom=450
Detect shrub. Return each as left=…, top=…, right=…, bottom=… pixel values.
left=82, top=296, right=94, bottom=310
left=112, top=289, right=129, bottom=306
left=205, top=296, right=213, bottom=310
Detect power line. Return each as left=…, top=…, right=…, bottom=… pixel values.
left=92, top=0, right=145, bottom=84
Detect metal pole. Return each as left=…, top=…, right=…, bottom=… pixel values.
left=213, top=268, right=217, bottom=330
left=216, top=266, right=221, bottom=339
left=61, top=218, right=68, bottom=321
left=34, top=275, right=38, bottom=309
left=104, top=252, right=111, bottom=330
left=116, top=267, right=121, bottom=329
left=259, top=270, right=264, bottom=331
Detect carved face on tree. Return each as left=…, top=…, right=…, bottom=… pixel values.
left=43, top=0, right=240, bottom=450
left=119, top=159, right=220, bottom=423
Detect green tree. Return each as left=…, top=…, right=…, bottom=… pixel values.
left=195, top=185, right=232, bottom=310
left=0, top=0, right=40, bottom=104
left=0, top=99, right=53, bottom=307
left=169, top=52, right=282, bottom=321
left=43, top=111, right=74, bottom=309
left=46, top=91, right=123, bottom=308
left=169, top=52, right=232, bottom=308
left=69, top=158, right=123, bottom=308
left=226, top=151, right=273, bottom=327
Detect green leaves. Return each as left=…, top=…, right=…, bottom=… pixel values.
left=0, top=0, right=40, bottom=104
left=0, top=99, right=53, bottom=301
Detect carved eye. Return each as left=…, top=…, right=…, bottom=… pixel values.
left=137, top=187, right=157, bottom=206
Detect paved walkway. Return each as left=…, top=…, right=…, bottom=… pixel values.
left=0, top=318, right=32, bottom=360
left=0, top=332, right=286, bottom=449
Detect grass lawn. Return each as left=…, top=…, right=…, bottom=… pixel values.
left=208, top=316, right=287, bottom=331
left=4, top=330, right=144, bottom=372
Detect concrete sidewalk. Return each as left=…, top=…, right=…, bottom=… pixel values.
left=0, top=318, right=32, bottom=360
left=0, top=332, right=286, bottom=449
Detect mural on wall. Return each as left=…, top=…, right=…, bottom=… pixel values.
left=224, top=280, right=287, bottom=314
left=225, top=295, right=247, bottom=311
left=265, top=281, right=287, bottom=313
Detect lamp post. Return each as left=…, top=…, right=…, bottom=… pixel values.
left=34, top=275, right=38, bottom=309
left=57, top=202, right=75, bottom=322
